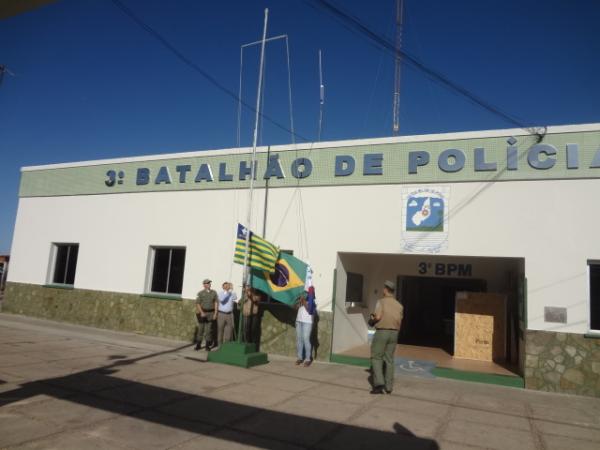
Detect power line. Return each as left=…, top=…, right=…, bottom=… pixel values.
left=0, top=65, right=15, bottom=86
left=109, top=0, right=310, bottom=143
left=305, top=0, right=545, bottom=140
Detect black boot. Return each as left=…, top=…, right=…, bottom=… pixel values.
left=370, top=386, right=384, bottom=395
left=194, top=341, right=202, bottom=351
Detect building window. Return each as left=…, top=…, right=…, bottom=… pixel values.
left=590, top=260, right=600, bottom=331
left=149, top=247, right=186, bottom=295
left=345, top=272, right=364, bottom=303
left=51, top=243, right=79, bottom=285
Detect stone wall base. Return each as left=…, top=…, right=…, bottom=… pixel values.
left=525, top=329, right=600, bottom=397
left=3, top=282, right=332, bottom=361
left=13, top=282, right=600, bottom=394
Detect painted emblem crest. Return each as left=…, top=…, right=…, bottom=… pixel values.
left=401, top=186, right=450, bottom=253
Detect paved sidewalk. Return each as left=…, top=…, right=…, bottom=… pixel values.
left=1, top=314, right=599, bottom=450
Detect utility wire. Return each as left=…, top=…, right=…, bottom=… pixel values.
left=362, top=15, right=394, bottom=134
left=0, top=65, right=15, bottom=86
left=405, top=3, right=443, bottom=127
left=110, top=0, right=311, bottom=258
left=305, top=0, right=545, bottom=140
left=109, top=0, right=310, bottom=143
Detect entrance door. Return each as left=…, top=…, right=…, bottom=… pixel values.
left=397, top=276, right=486, bottom=354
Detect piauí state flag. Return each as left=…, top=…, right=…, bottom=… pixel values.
left=233, top=224, right=279, bottom=273
left=251, top=252, right=307, bottom=306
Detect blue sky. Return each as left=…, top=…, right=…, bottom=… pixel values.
left=1, top=0, right=599, bottom=254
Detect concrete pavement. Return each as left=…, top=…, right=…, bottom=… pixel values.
left=1, top=313, right=599, bottom=449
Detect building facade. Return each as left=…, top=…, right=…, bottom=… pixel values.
left=5, top=123, right=600, bottom=396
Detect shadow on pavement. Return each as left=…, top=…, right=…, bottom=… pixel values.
left=0, top=345, right=440, bottom=449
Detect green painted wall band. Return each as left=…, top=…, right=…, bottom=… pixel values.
left=20, top=130, right=600, bottom=198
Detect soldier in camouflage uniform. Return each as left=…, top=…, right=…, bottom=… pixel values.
left=195, top=278, right=218, bottom=351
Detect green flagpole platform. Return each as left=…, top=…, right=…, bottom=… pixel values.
left=207, top=301, right=268, bottom=368
left=207, top=341, right=268, bottom=368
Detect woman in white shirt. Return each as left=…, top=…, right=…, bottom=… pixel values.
left=295, top=295, right=314, bottom=366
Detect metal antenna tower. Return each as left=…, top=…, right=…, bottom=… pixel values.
left=392, top=0, right=404, bottom=136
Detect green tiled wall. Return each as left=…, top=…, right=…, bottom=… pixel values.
left=20, top=130, right=600, bottom=197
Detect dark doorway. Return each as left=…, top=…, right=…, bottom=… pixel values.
left=397, top=276, right=487, bottom=354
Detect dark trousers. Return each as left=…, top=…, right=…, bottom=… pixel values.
left=243, top=314, right=260, bottom=346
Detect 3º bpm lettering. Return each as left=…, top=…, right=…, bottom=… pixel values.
left=418, top=262, right=472, bottom=277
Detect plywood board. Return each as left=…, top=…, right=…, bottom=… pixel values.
left=454, top=292, right=506, bottom=362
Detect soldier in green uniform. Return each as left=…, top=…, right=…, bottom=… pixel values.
left=195, top=278, right=218, bottom=351
left=369, top=280, right=403, bottom=394
left=241, top=285, right=261, bottom=346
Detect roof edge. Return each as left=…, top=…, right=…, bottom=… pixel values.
left=21, top=122, right=600, bottom=172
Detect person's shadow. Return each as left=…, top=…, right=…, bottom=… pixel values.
left=310, top=311, right=320, bottom=360
left=0, top=345, right=440, bottom=450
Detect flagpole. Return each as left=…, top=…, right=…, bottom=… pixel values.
left=240, top=7, right=269, bottom=342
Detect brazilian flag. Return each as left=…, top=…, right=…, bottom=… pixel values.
left=251, top=252, right=307, bottom=306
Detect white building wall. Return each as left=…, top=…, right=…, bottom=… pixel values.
left=9, top=178, right=600, bottom=335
